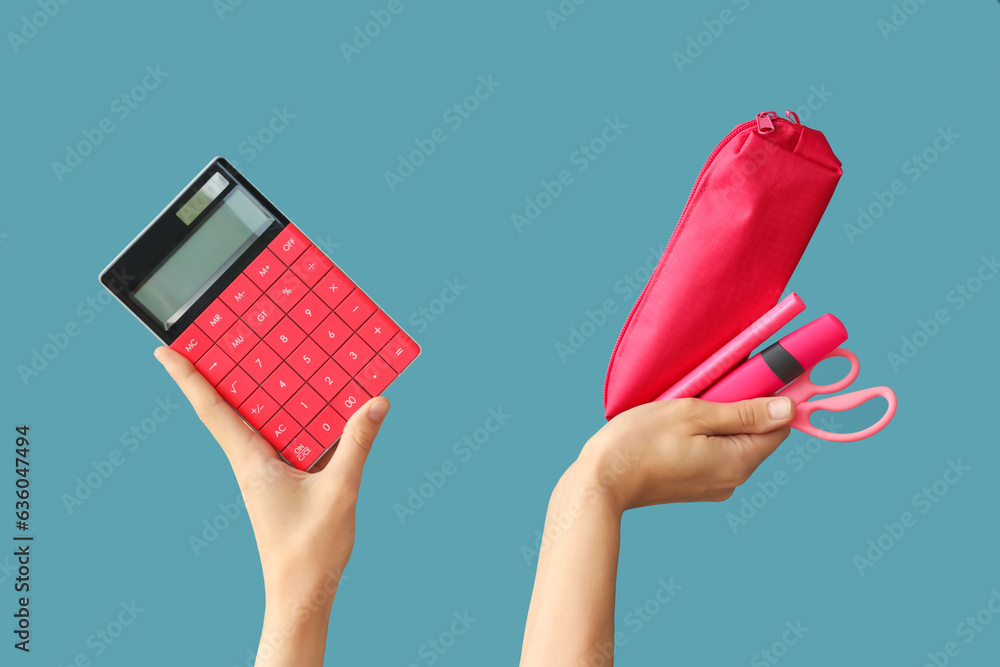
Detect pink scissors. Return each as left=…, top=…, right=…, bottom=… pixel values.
left=775, top=348, right=897, bottom=443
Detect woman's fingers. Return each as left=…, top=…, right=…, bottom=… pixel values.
left=675, top=397, right=797, bottom=486
left=687, top=396, right=796, bottom=436
left=321, top=397, right=389, bottom=489
left=153, top=346, right=276, bottom=473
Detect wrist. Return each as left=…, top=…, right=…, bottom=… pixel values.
left=569, top=436, right=638, bottom=513
left=554, top=450, right=629, bottom=518
left=263, top=565, right=344, bottom=615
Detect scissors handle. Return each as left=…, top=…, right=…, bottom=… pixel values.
left=778, top=348, right=860, bottom=404
left=777, top=348, right=898, bottom=443
left=789, top=386, right=898, bottom=442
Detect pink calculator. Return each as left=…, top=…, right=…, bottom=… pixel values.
left=100, top=158, right=420, bottom=470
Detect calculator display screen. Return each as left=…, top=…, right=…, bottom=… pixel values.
left=133, top=188, right=273, bottom=327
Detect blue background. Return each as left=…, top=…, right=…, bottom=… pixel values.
left=4, top=0, right=999, bottom=665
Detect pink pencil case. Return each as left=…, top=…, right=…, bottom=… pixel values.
left=604, top=111, right=843, bottom=420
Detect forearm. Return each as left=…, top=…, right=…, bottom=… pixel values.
left=520, top=458, right=623, bottom=667
left=254, top=569, right=342, bottom=667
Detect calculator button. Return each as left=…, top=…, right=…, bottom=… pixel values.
left=219, top=321, right=260, bottom=363
left=194, top=345, right=236, bottom=386
left=261, top=363, right=303, bottom=405
left=244, top=248, right=282, bottom=290
left=357, top=355, right=398, bottom=396
left=332, top=381, right=370, bottom=421
left=312, top=312, right=352, bottom=355
left=285, top=432, right=323, bottom=471
left=310, top=358, right=351, bottom=402
left=268, top=224, right=310, bottom=266
left=306, top=405, right=347, bottom=449
left=333, top=334, right=375, bottom=376
left=291, top=245, right=334, bottom=288
left=194, top=301, right=238, bottom=342
left=170, top=324, right=210, bottom=363
left=266, top=270, right=308, bottom=313
left=238, top=387, right=279, bottom=431
left=315, top=265, right=356, bottom=310
left=219, top=274, right=262, bottom=317
left=262, top=409, right=301, bottom=452
left=380, top=331, right=419, bottom=372
left=219, top=367, right=255, bottom=408
left=243, top=295, right=281, bottom=337
left=287, top=338, right=325, bottom=380
left=358, top=309, right=399, bottom=351
left=335, top=290, right=377, bottom=330
left=263, top=317, right=307, bottom=358
left=307, top=406, right=346, bottom=449
left=286, top=384, right=324, bottom=426
left=241, top=341, right=282, bottom=384
left=288, top=291, right=331, bottom=334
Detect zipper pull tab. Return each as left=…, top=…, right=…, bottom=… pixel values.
left=756, top=111, right=777, bottom=134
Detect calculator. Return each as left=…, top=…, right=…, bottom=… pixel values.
left=99, top=157, right=420, bottom=471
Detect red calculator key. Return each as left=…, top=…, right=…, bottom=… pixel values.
left=244, top=248, right=282, bottom=290
left=291, top=245, right=334, bottom=288
left=315, top=264, right=356, bottom=310
left=380, top=330, right=419, bottom=373
left=288, top=291, right=331, bottom=334
left=332, top=380, right=370, bottom=421
left=194, top=344, right=236, bottom=387
left=194, top=300, right=238, bottom=342
left=285, top=432, right=323, bottom=470
left=333, top=334, right=376, bottom=376
left=310, top=358, right=351, bottom=402
left=243, top=294, right=282, bottom=337
left=312, top=312, right=352, bottom=355
left=307, top=406, right=346, bottom=449
left=261, top=363, right=303, bottom=405
left=170, top=323, right=210, bottom=363
left=237, top=386, right=280, bottom=431
left=288, top=338, right=325, bottom=380
left=266, top=270, right=308, bottom=313
left=357, top=355, right=398, bottom=396
left=219, top=367, right=255, bottom=408
left=268, top=224, right=310, bottom=266
left=286, top=384, right=324, bottom=427
left=264, top=317, right=307, bottom=358
left=335, top=290, right=377, bottom=330
left=219, top=273, right=262, bottom=317
left=262, top=409, right=301, bottom=452
left=219, top=320, right=260, bottom=363
left=241, top=341, right=281, bottom=383
left=358, top=309, right=399, bottom=351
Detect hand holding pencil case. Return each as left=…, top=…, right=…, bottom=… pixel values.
left=604, top=111, right=843, bottom=420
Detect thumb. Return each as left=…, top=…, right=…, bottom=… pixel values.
left=323, top=397, right=390, bottom=485
left=691, top=396, right=796, bottom=436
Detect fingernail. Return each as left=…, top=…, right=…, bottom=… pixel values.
left=153, top=347, right=166, bottom=363
left=368, top=400, right=389, bottom=424
left=768, top=397, right=791, bottom=420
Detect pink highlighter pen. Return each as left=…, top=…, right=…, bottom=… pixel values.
left=698, top=313, right=848, bottom=403
left=657, top=293, right=806, bottom=400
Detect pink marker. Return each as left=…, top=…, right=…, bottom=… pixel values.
left=656, top=293, right=806, bottom=400
left=699, top=313, right=848, bottom=403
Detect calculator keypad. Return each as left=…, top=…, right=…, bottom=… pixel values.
left=173, top=324, right=211, bottom=363
left=195, top=345, right=236, bottom=386
left=169, top=224, right=419, bottom=471
left=219, top=274, right=261, bottom=317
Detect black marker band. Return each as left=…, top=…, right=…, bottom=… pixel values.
left=760, top=341, right=806, bottom=385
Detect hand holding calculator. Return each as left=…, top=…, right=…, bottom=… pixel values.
left=100, top=158, right=420, bottom=470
